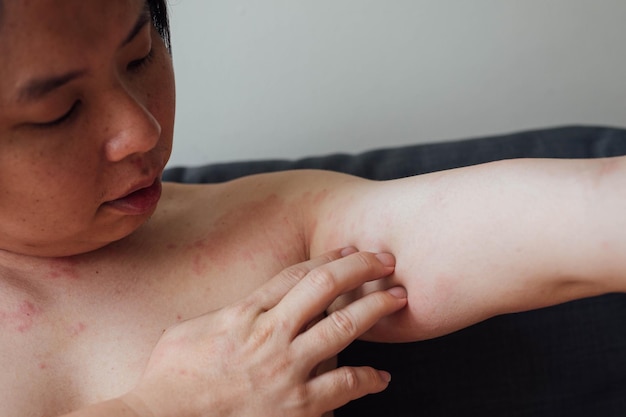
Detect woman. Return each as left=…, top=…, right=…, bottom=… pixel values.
left=1, top=1, right=625, bottom=416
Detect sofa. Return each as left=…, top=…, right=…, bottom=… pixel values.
left=163, top=125, right=626, bottom=417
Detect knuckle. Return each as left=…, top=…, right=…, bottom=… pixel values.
left=340, top=367, right=360, bottom=392
left=306, top=267, right=338, bottom=293
left=263, top=349, right=294, bottom=379
left=280, top=264, right=311, bottom=287
left=369, top=291, right=393, bottom=311
left=351, top=251, right=378, bottom=271
left=247, top=321, right=276, bottom=349
left=224, top=299, right=256, bottom=322
left=316, top=251, right=339, bottom=264
left=290, top=384, right=313, bottom=411
left=217, top=302, right=258, bottom=332
left=355, top=250, right=375, bottom=265
left=329, top=308, right=358, bottom=336
left=258, top=312, right=291, bottom=342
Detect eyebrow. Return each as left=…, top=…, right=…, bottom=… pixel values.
left=16, top=5, right=152, bottom=104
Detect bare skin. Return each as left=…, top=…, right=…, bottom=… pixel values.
left=2, top=1, right=626, bottom=416
left=0, top=221, right=404, bottom=416
left=3, top=158, right=626, bottom=416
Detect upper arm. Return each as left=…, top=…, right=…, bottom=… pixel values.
left=300, top=159, right=620, bottom=342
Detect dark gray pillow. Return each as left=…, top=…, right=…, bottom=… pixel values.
left=164, top=125, right=626, bottom=182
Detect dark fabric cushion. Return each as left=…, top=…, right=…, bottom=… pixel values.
left=163, top=125, right=626, bottom=182
left=163, top=125, right=626, bottom=417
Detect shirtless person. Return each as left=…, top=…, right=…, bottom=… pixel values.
left=1, top=1, right=625, bottom=416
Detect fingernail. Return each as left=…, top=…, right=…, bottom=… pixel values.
left=378, top=370, right=392, bottom=383
left=375, top=252, right=395, bottom=267
left=386, top=286, right=407, bottom=299
left=340, top=246, right=358, bottom=257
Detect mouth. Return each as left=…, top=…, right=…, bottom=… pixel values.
left=103, top=177, right=162, bottom=215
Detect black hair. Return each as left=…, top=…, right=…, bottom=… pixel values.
left=147, top=0, right=171, bottom=53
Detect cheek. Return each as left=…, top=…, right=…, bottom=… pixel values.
left=0, top=151, right=101, bottom=218
left=133, top=59, right=175, bottom=164
left=151, top=60, right=176, bottom=137
left=2, top=173, right=90, bottom=214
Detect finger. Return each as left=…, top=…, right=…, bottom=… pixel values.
left=305, top=366, right=391, bottom=414
left=270, top=251, right=396, bottom=338
left=293, top=286, right=407, bottom=371
left=246, top=247, right=357, bottom=311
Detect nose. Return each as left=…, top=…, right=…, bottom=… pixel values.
left=102, top=87, right=162, bottom=162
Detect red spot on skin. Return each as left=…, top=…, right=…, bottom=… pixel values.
left=191, top=250, right=208, bottom=276
left=184, top=194, right=291, bottom=276
left=39, top=363, right=47, bottom=370
left=45, top=257, right=80, bottom=280
left=166, top=243, right=178, bottom=250
left=0, top=300, right=41, bottom=333
left=313, top=188, right=330, bottom=206
left=176, top=314, right=183, bottom=321
left=69, top=322, right=87, bottom=336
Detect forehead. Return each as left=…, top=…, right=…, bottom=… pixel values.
left=0, top=0, right=146, bottom=99
left=0, top=0, right=145, bottom=43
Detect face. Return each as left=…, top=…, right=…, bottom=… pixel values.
left=0, top=0, right=175, bottom=257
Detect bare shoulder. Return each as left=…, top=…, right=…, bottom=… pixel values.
left=159, top=169, right=362, bottom=208
left=133, top=170, right=374, bottom=308
left=156, top=168, right=386, bottom=253
left=156, top=170, right=374, bottom=248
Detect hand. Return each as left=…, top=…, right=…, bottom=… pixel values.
left=121, top=248, right=407, bottom=417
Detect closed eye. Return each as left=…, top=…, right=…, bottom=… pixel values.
left=32, top=101, right=80, bottom=128
left=127, top=48, right=155, bottom=72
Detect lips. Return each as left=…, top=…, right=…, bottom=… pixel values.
left=104, top=178, right=162, bottom=215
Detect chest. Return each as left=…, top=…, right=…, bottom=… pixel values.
left=1, top=250, right=306, bottom=416
left=0, top=282, right=180, bottom=415
left=0, top=184, right=312, bottom=415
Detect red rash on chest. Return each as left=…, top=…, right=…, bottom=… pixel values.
left=68, top=321, right=87, bottom=336
left=44, top=257, right=81, bottom=280
left=182, top=193, right=298, bottom=276
left=0, top=300, right=41, bottom=333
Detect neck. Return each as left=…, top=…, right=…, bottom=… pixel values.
left=0, top=243, right=120, bottom=301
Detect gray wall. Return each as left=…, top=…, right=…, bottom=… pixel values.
left=167, top=0, right=626, bottom=167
